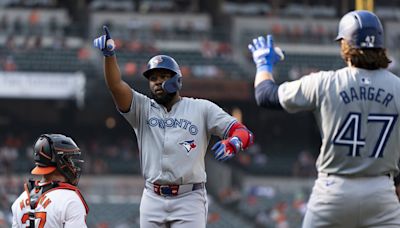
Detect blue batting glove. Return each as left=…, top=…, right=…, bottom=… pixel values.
left=212, top=137, right=243, bottom=162
left=248, top=35, right=284, bottom=73
left=93, top=26, right=115, bottom=57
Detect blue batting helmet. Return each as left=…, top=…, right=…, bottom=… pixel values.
left=143, top=55, right=182, bottom=93
left=336, top=10, right=384, bottom=48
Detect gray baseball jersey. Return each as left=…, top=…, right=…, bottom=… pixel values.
left=278, top=67, right=400, bottom=176
left=121, top=90, right=236, bottom=184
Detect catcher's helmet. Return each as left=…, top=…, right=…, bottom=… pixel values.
left=31, top=134, right=83, bottom=186
left=336, top=10, right=384, bottom=48
left=143, top=55, right=182, bottom=93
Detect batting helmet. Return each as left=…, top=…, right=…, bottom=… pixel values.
left=143, top=55, right=182, bottom=93
left=31, top=134, right=83, bottom=186
left=336, top=10, right=384, bottom=48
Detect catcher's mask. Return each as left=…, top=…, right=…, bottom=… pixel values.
left=31, top=134, right=83, bottom=186
left=143, top=55, right=182, bottom=93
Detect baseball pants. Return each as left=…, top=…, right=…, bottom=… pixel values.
left=140, top=187, right=208, bottom=228
left=303, top=173, right=400, bottom=228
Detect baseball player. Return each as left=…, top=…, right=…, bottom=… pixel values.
left=11, top=134, right=88, bottom=228
left=248, top=10, right=400, bottom=227
left=93, top=26, right=254, bottom=228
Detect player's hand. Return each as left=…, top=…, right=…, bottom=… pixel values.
left=212, top=137, right=243, bottom=162
left=93, top=25, right=115, bottom=57
left=248, top=35, right=284, bottom=73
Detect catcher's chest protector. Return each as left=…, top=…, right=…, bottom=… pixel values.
left=25, top=180, right=89, bottom=214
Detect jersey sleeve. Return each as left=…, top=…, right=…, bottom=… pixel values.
left=11, top=200, right=19, bottom=228
left=278, top=72, right=324, bottom=113
left=11, top=192, right=25, bottom=228
left=120, top=89, right=150, bottom=128
left=204, top=100, right=237, bottom=139
left=63, top=196, right=88, bottom=228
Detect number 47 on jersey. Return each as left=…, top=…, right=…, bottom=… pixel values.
left=333, top=112, right=398, bottom=158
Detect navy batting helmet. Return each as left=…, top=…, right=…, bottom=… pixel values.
left=31, top=134, right=83, bottom=186
left=143, top=55, right=182, bottom=93
left=336, top=10, right=384, bottom=48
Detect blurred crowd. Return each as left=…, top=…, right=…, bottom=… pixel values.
left=3, top=5, right=399, bottom=82
left=0, top=132, right=140, bottom=176
left=213, top=183, right=311, bottom=228
left=0, top=131, right=318, bottom=178
left=0, top=35, right=237, bottom=79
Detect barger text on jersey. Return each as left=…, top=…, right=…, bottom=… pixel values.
left=147, top=117, right=199, bottom=135
left=339, top=86, right=393, bottom=107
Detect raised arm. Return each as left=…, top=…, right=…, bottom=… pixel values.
left=248, top=35, right=284, bottom=109
left=94, top=26, right=133, bottom=113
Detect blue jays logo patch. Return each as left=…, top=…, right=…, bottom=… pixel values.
left=179, top=140, right=196, bottom=154
left=151, top=56, right=163, bottom=65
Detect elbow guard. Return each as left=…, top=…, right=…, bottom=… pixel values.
left=255, top=80, right=283, bottom=110
left=227, top=122, right=254, bottom=150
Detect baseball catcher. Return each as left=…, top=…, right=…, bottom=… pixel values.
left=11, top=134, right=89, bottom=228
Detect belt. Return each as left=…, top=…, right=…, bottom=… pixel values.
left=318, top=172, right=393, bottom=179
left=145, top=182, right=205, bottom=196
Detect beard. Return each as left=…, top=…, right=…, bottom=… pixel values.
left=151, top=92, right=177, bottom=105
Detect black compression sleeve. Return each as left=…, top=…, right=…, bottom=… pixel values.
left=254, top=80, right=283, bottom=110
